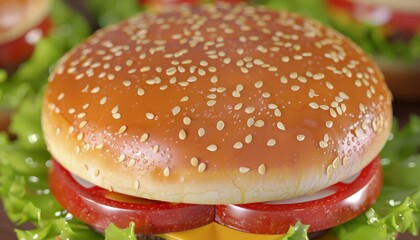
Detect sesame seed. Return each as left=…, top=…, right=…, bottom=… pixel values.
left=267, top=139, right=276, bottom=146
left=326, top=165, right=333, bottom=175
left=277, top=122, right=285, bottom=130
left=152, top=145, right=159, bottom=153
left=179, top=129, right=187, bottom=140
left=258, top=164, right=266, bottom=175
left=210, top=75, right=218, bottom=83
left=245, top=107, right=255, bottom=114
left=172, top=106, right=181, bottom=116
left=332, top=157, right=340, bottom=168
left=122, top=80, right=131, bottom=87
left=77, top=132, right=84, bottom=141
left=207, top=144, right=218, bottom=152
left=118, top=125, right=127, bottom=134
left=100, top=97, right=107, bottom=105
left=247, top=118, right=255, bottom=127
left=118, top=154, right=126, bottom=162
left=233, top=142, right=244, bottom=149
left=239, top=167, right=250, bottom=173
left=330, top=108, right=337, bottom=118
left=234, top=103, right=243, bottom=110
left=198, top=162, right=206, bottom=173
left=313, top=73, right=325, bottom=80
left=326, top=121, right=333, bottom=128
left=207, top=100, right=216, bottom=107
left=137, top=88, right=145, bottom=96
left=112, top=113, right=121, bottom=119
left=183, top=117, right=192, bottom=125
left=146, top=113, right=155, bottom=120
left=180, top=96, right=189, bottom=102
left=254, top=81, right=263, bottom=88
left=245, top=134, right=253, bottom=144
left=79, top=121, right=87, bottom=128
left=198, top=128, right=205, bottom=137
left=324, top=133, right=330, bottom=142
left=309, top=102, right=319, bottom=109
left=216, top=121, right=225, bottom=131
left=280, top=76, right=288, bottom=83
left=232, top=90, right=241, bottom=98
left=319, top=141, right=328, bottom=148
left=291, top=85, right=300, bottom=91
left=163, top=167, right=170, bottom=177
left=191, top=157, right=199, bottom=167
left=140, top=133, right=149, bottom=142
left=297, top=134, right=305, bottom=141
left=94, top=169, right=100, bottom=177
left=254, top=120, right=265, bottom=127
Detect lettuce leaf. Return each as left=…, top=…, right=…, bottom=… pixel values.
left=83, top=0, right=143, bottom=28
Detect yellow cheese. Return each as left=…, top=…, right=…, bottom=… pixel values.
left=159, top=222, right=284, bottom=240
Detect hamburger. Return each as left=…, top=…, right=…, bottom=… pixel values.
left=0, top=0, right=52, bottom=74
left=39, top=2, right=394, bottom=239
left=325, top=0, right=420, bottom=102
left=0, top=0, right=52, bottom=132
left=262, top=0, right=420, bottom=102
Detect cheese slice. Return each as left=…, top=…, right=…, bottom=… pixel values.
left=159, top=222, right=283, bottom=240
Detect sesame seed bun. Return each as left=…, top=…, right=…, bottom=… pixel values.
left=42, top=3, right=392, bottom=204
left=0, top=0, right=51, bottom=44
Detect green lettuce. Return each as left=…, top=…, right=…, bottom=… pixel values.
left=83, top=0, right=143, bottom=28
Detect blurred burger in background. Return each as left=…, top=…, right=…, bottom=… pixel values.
left=326, top=0, right=420, bottom=102
left=0, top=0, right=52, bottom=131
left=0, top=0, right=52, bottom=74
left=262, top=0, right=420, bottom=102
left=0, top=0, right=90, bottom=133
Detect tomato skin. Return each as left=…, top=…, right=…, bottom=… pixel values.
left=0, top=17, right=51, bottom=73
left=215, top=156, right=382, bottom=234
left=49, top=160, right=215, bottom=234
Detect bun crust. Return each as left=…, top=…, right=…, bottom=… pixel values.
left=0, top=0, right=51, bottom=44
left=42, top=3, right=392, bottom=204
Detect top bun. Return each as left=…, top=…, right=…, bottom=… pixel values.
left=42, top=3, right=392, bottom=204
left=0, top=0, right=51, bottom=44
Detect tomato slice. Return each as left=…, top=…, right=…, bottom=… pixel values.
left=49, top=159, right=215, bottom=234
left=215, top=156, right=382, bottom=234
left=0, top=17, right=51, bottom=73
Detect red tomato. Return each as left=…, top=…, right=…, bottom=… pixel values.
left=0, top=17, right=51, bottom=73
left=49, top=159, right=215, bottom=234
left=50, top=157, right=381, bottom=235
left=215, top=156, right=382, bottom=234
